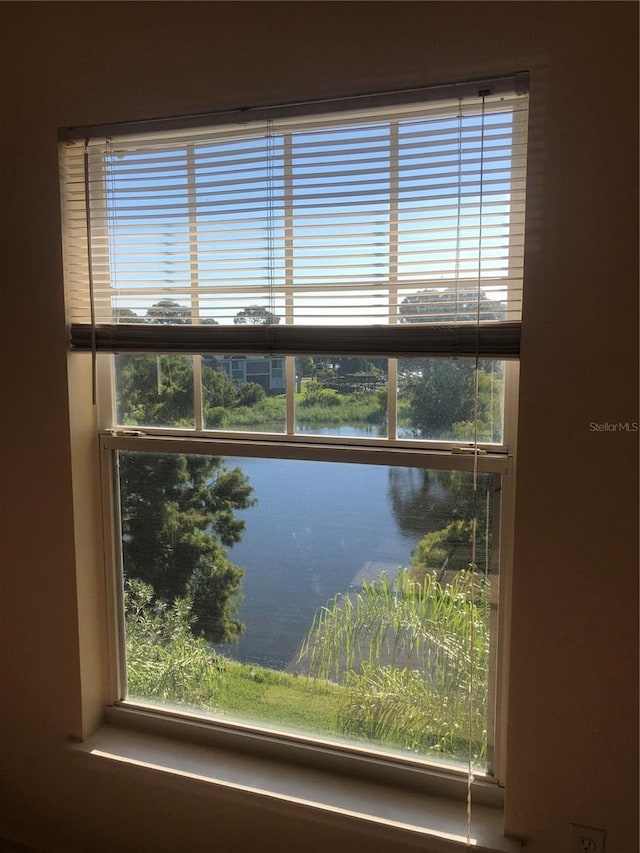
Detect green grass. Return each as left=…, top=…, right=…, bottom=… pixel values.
left=295, top=391, right=384, bottom=427
left=219, top=394, right=286, bottom=429
left=215, top=662, right=342, bottom=735
left=224, top=390, right=384, bottom=431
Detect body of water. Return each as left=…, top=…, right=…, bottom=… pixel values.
left=215, top=453, right=446, bottom=670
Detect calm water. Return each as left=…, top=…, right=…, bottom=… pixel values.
left=216, top=453, right=446, bottom=670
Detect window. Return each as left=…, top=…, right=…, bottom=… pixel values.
left=60, top=75, right=528, bottom=784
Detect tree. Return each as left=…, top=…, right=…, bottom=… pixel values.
left=296, top=356, right=314, bottom=378
left=116, top=303, right=267, bottom=429
left=200, top=364, right=265, bottom=427
left=116, top=353, right=194, bottom=427
left=399, top=287, right=505, bottom=324
left=147, top=299, right=191, bottom=324
left=388, top=465, right=494, bottom=584
left=119, top=452, right=255, bottom=643
left=234, top=306, right=280, bottom=325
left=403, top=360, right=475, bottom=437
left=397, top=289, right=505, bottom=442
left=116, top=301, right=256, bottom=644
left=113, top=307, right=144, bottom=323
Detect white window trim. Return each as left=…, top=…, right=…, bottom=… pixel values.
left=97, top=426, right=515, bottom=783
left=65, top=353, right=521, bottom=852
left=62, top=75, right=528, bottom=849
left=72, top=711, right=523, bottom=853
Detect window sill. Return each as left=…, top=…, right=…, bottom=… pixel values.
left=71, top=712, right=522, bottom=853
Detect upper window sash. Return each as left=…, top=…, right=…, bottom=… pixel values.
left=60, top=79, right=528, bottom=357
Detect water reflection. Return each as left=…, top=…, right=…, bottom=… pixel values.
left=215, top=456, right=451, bottom=670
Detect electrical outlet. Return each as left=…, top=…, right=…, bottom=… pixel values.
left=570, top=823, right=606, bottom=853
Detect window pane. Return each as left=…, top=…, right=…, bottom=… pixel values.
left=397, top=358, right=504, bottom=443
left=115, top=354, right=194, bottom=428
left=294, top=357, right=388, bottom=438
left=119, top=450, right=495, bottom=769
left=202, top=354, right=287, bottom=432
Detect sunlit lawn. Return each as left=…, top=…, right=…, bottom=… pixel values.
left=215, top=661, right=343, bottom=735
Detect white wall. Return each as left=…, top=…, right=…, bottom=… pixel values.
left=0, top=3, right=637, bottom=852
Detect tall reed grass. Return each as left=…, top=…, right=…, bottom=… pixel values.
left=297, top=569, right=489, bottom=761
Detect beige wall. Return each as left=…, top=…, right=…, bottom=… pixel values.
left=0, top=3, right=637, bottom=852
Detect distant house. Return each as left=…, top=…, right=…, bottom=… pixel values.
left=207, top=355, right=286, bottom=393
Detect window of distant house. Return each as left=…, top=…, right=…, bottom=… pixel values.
left=60, top=75, right=528, bottom=777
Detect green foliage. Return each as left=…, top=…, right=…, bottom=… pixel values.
left=114, top=307, right=144, bottom=323
left=296, top=356, right=315, bottom=377
left=120, top=452, right=255, bottom=643
left=116, top=356, right=267, bottom=431
left=222, top=394, right=286, bottom=430
left=201, top=365, right=266, bottom=427
left=448, top=364, right=504, bottom=443
left=116, top=354, right=195, bottom=427
left=328, top=357, right=385, bottom=375
left=236, top=381, right=266, bottom=407
left=300, top=381, right=342, bottom=408
left=115, top=311, right=259, bottom=646
left=402, top=360, right=474, bottom=437
left=397, top=287, right=505, bottom=442
left=298, top=569, right=489, bottom=761
left=409, top=520, right=474, bottom=583
left=124, top=579, right=226, bottom=709
left=400, top=359, right=503, bottom=443
left=389, top=468, right=494, bottom=577
left=124, top=578, right=342, bottom=733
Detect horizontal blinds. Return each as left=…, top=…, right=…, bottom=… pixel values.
left=60, top=79, right=528, bottom=354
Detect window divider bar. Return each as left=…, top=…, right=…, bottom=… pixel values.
left=286, top=356, right=296, bottom=435
left=387, top=358, right=397, bottom=441
left=100, top=433, right=509, bottom=474
left=100, top=442, right=127, bottom=704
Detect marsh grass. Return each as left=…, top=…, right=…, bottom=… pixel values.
left=215, top=390, right=385, bottom=431
left=297, top=570, right=489, bottom=762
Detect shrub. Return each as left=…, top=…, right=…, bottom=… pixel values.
left=300, top=381, right=342, bottom=408
left=237, top=381, right=266, bottom=407
left=124, top=578, right=226, bottom=711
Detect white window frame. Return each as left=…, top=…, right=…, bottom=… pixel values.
left=63, top=77, right=527, bottom=816
left=97, top=374, right=517, bottom=790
